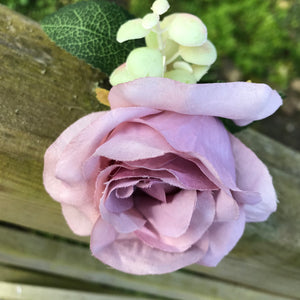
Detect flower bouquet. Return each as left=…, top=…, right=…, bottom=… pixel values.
left=42, top=0, right=282, bottom=274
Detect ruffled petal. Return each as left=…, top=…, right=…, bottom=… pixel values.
left=229, top=135, right=277, bottom=222
left=45, top=107, right=159, bottom=207
left=109, top=77, right=282, bottom=126
left=138, top=112, right=236, bottom=189
left=56, top=107, right=159, bottom=194
left=125, top=153, right=217, bottom=190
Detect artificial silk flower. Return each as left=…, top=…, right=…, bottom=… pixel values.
left=110, top=0, right=216, bottom=85
left=43, top=0, right=282, bottom=276
left=44, top=78, right=282, bottom=275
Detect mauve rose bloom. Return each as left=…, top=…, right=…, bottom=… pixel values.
left=43, top=78, right=282, bottom=274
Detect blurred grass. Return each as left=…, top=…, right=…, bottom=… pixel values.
left=1, top=0, right=80, bottom=21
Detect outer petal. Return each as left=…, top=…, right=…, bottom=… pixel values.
left=109, top=77, right=282, bottom=126
left=198, top=209, right=246, bottom=267
left=90, top=228, right=204, bottom=275
left=55, top=107, right=159, bottom=195
left=230, top=135, right=277, bottom=222
left=61, top=203, right=99, bottom=236
left=43, top=112, right=103, bottom=205
left=45, top=107, right=159, bottom=207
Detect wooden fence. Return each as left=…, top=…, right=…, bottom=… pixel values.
left=0, top=4, right=299, bottom=300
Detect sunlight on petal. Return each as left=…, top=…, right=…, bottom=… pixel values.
left=192, top=65, right=210, bottom=81
left=145, top=31, right=159, bottom=48
left=151, top=0, right=170, bottom=15
left=142, top=13, right=159, bottom=29
left=127, top=47, right=164, bottom=78
left=173, top=61, right=193, bottom=73
left=179, top=40, right=217, bottom=65
left=168, top=13, right=207, bottom=47
left=109, top=64, right=134, bottom=86
left=117, top=19, right=149, bottom=43
left=164, top=69, right=197, bottom=84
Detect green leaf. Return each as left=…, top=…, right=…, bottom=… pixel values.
left=41, top=0, right=144, bottom=75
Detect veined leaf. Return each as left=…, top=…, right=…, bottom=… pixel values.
left=41, top=0, right=144, bottom=75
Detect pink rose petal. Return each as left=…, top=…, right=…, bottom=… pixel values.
left=55, top=107, right=158, bottom=187
left=43, top=112, right=102, bottom=205
left=198, top=209, right=246, bottom=266
left=136, top=191, right=215, bottom=252
left=135, top=189, right=197, bottom=238
left=61, top=202, right=100, bottom=236
left=100, top=199, right=146, bottom=233
left=105, top=190, right=134, bottom=213
left=44, top=76, right=280, bottom=275
left=140, top=182, right=167, bottom=202
left=90, top=217, right=117, bottom=251
left=93, top=122, right=173, bottom=161
left=91, top=230, right=204, bottom=275
left=214, top=190, right=240, bottom=222
left=109, top=77, right=282, bottom=126
left=230, top=135, right=277, bottom=222
left=126, top=153, right=217, bottom=190
left=138, top=112, right=237, bottom=189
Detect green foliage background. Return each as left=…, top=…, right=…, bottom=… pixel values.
left=131, top=0, right=299, bottom=91
left=2, top=0, right=299, bottom=90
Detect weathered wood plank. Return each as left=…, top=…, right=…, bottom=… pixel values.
left=0, top=226, right=293, bottom=300
left=0, top=281, right=150, bottom=300
left=0, top=4, right=299, bottom=299
left=0, top=264, right=135, bottom=295
left=0, top=4, right=107, bottom=242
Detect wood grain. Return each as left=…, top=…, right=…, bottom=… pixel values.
left=0, top=226, right=293, bottom=300
left=0, top=281, right=150, bottom=300
left=0, top=4, right=107, bottom=242
left=0, top=4, right=299, bottom=300
left=0, top=264, right=129, bottom=295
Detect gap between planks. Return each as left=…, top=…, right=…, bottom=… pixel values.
left=0, top=225, right=296, bottom=300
